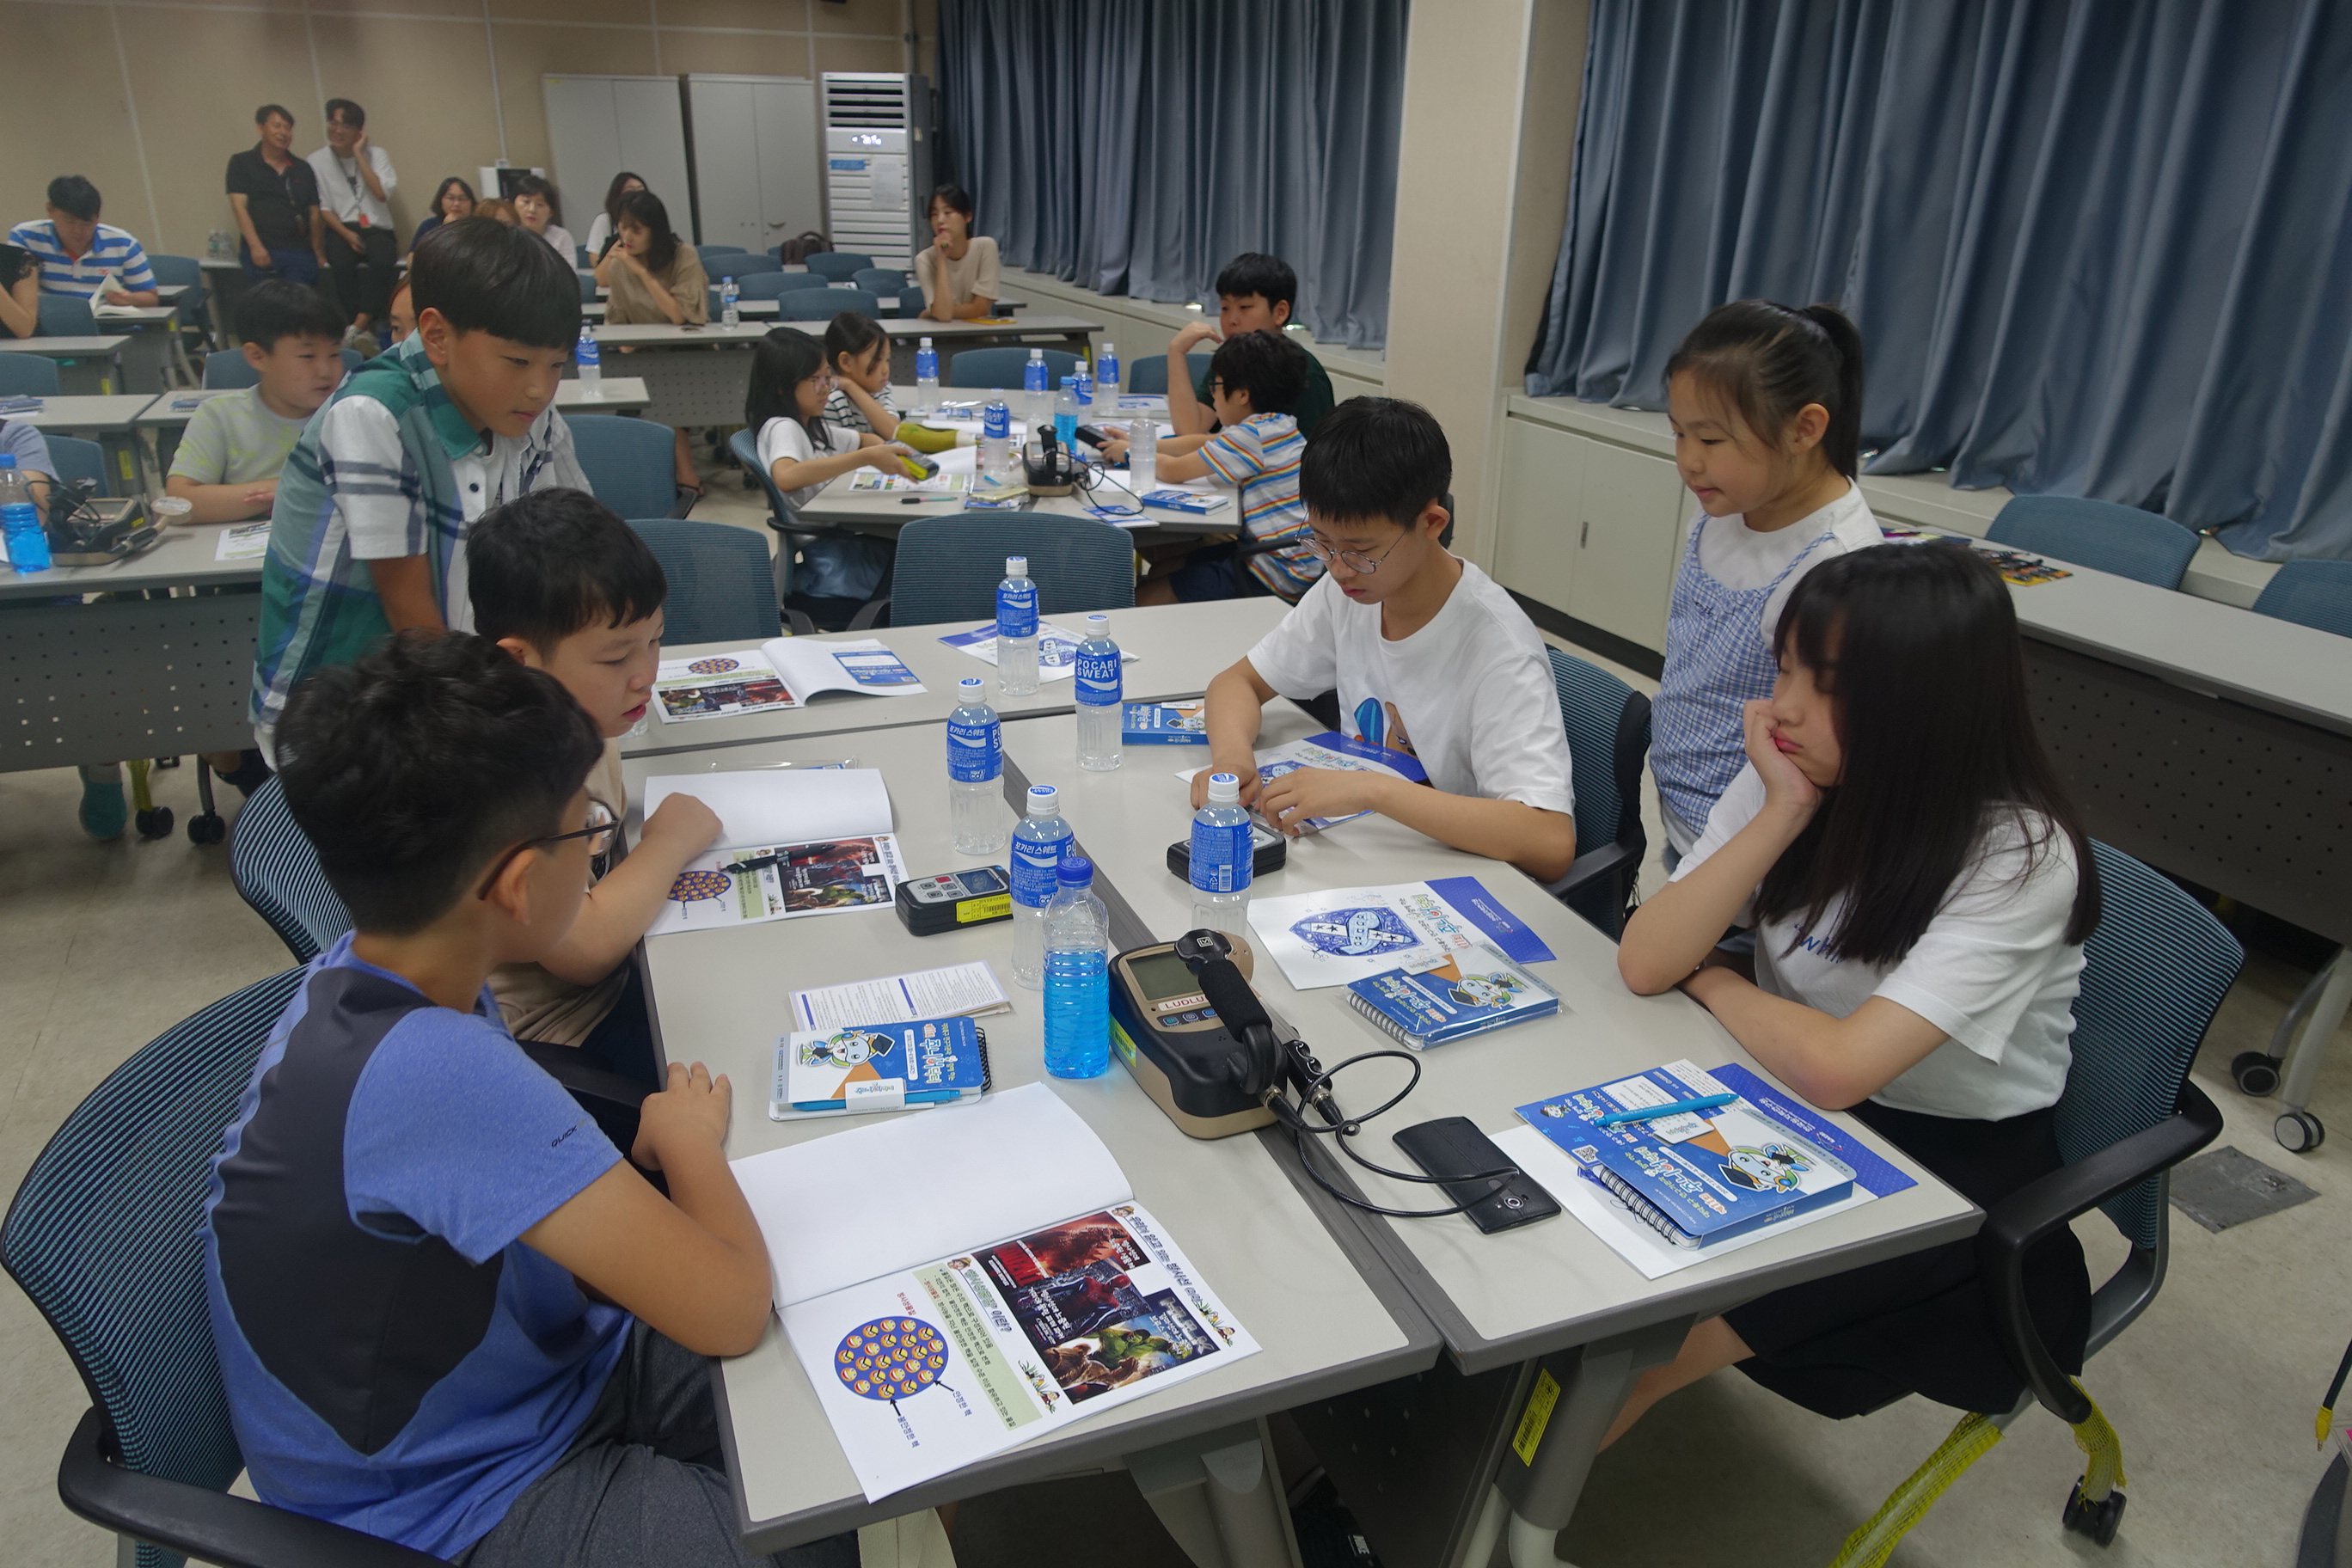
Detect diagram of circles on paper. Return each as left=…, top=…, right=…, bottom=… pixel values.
left=686, top=657, right=742, bottom=675
left=667, top=869, right=733, bottom=904
left=836, top=1317, right=951, bottom=1404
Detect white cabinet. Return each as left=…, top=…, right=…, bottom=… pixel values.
left=683, top=76, right=823, bottom=257
left=1492, top=412, right=1687, bottom=655
left=541, top=76, right=692, bottom=244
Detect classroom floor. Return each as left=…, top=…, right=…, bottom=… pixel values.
left=3, top=492, right=2345, bottom=1565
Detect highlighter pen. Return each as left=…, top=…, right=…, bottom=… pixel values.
left=1593, top=1092, right=1736, bottom=1128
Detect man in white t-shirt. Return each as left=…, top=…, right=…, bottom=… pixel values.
left=1191, top=397, right=1578, bottom=881
left=307, top=98, right=398, bottom=336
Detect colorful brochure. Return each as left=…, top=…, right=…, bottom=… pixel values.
left=1345, top=943, right=1561, bottom=1049
left=1175, top=732, right=1428, bottom=832
left=652, top=638, right=924, bottom=724
left=939, top=622, right=1141, bottom=683
left=643, top=769, right=906, bottom=934
left=1245, top=875, right=1555, bottom=990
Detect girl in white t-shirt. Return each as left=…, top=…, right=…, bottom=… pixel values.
left=746, top=328, right=912, bottom=603
left=820, top=311, right=898, bottom=438
left=1653, top=300, right=1883, bottom=863
left=1608, top=542, right=2100, bottom=1444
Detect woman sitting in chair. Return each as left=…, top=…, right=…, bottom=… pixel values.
left=1612, top=542, right=2098, bottom=1441
left=913, top=182, right=998, bottom=323
left=596, top=189, right=708, bottom=501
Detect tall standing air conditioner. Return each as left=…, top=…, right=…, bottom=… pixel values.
left=821, top=73, right=932, bottom=271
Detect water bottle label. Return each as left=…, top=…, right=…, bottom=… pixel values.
left=1010, top=835, right=1067, bottom=907
left=983, top=401, right=1010, bottom=438
left=996, top=582, right=1038, bottom=640
left=1075, top=647, right=1122, bottom=707
left=1190, top=818, right=1253, bottom=894
left=946, top=720, right=1001, bottom=782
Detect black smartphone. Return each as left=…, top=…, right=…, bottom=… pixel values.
left=1391, top=1117, right=1560, bottom=1234
left=1074, top=424, right=1112, bottom=449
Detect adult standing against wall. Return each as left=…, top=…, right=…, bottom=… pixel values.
left=913, top=183, right=999, bottom=322
left=308, top=98, right=397, bottom=337
left=229, top=105, right=326, bottom=287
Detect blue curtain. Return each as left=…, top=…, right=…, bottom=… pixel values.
left=937, top=0, right=1407, bottom=352
left=1525, top=0, right=2352, bottom=561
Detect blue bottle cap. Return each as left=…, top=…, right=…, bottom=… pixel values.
left=1057, top=855, right=1093, bottom=887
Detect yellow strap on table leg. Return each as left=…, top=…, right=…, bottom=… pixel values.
left=2069, top=1384, right=2127, bottom=1504
left=1828, top=1412, right=2004, bottom=1568
left=129, top=758, right=154, bottom=814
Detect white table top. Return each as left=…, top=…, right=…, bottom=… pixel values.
left=2002, top=553, right=2352, bottom=738
left=91, top=306, right=179, bottom=326
left=626, top=720, right=1434, bottom=1540
left=6, top=395, right=156, bottom=432
left=0, top=335, right=131, bottom=356
left=583, top=297, right=1026, bottom=320
left=551, top=377, right=650, bottom=413
left=131, top=378, right=652, bottom=429
left=1001, top=704, right=1981, bottom=1374
left=626, top=600, right=1285, bottom=759
left=592, top=315, right=1102, bottom=349
left=0, top=518, right=260, bottom=599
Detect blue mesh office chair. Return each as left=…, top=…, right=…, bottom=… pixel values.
left=775, top=288, right=878, bottom=322
left=230, top=775, right=352, bottom=964
left=2251, top=559, right=2352, bottom=640
left=1536, top=646, right=1651, bottom=937
left=726, top=425, right=867, bottom=634
left=888, top=512, right=1136, bottom=628
left=1125, top=352, right=1215, bottom=397
left=624, top=518, right=778, bottom=643
left=804, top=252, right=873, bottom=281
left=38, top=295, right=95, bottom=336
left=576, top=267, right=599, bottom=303
left=43, top=432, right=115, bottom=497
left=0, top=965, right=446, bottom=1568
left=203, top=348, right=361, bottom=390
left=1829, top=842, right=2236, bottom=1564
left=947, top=346, right=1079, bottom=390
left=854, top=267, right=912, bottom=300
left=1987, top=496, right=2202, bottom=591
left=147, top=254, right=212, bottom=351
left=563, top=413, right=690, bottom=519
left=695, top=244, right=750, bottom=260
left=736, top=271, right=835, bottom=303
left=0, top=352, right=62, bottom=396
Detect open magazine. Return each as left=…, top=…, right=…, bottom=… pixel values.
left=1246, top=875, right=1557, bottom=989
left=652, top=638, right=924, bottom=723
left=642, top=769, right=905, bottom=934
left=732, top=1086, right=1257, bottom=1501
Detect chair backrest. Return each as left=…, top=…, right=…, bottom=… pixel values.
left=2251, top=559, right=2352, bottom=640
left=1987, top=495, right=2201, bottom=591
left=1126, top=352, right=1215, bottom=397
left=200, top=349, right=256, bottom=389
left=1545, top=646, right=1651, bottom=936
left=775, top=287, right=878, bottom=322
left=340, top=346, right=361, bottom=374
left=625, top=518, right=778, bottom=642
left=730, top=425, right=793, bottom=529
left=230, top=775, right=352, bottom=964
left=44, top=433, right=113, bottom=497
left=563, top=413, right=681, bottom=521
left=854, top=267, right=910, bottom=298
left=947, top=346, right=1080, bottom=390
left=805, top=252, right=873, bottom=280
left=736, top=270, right=836, bottom=302
left=2060, top=842, right=2245, bottom=1250
left=695, top=243, right=750, bottom=258
left=890, top=512, right=1137, bottom=626
left=146, top=255, right=207, bottom=328
left=577, top=267, right=600, bottom=303
left=1, top=965, right=309, bottom=1565
left=38, top=294, right=95, bottom=336
left=0, top=352, right=62, bottom=396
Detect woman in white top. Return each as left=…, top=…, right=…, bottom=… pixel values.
left=1609, top=542, right=2099, bottom=1442
left=746, top=328, right=912, bottom=603
left=585, top=170, right=646, bottom=260
left=914, top=183, right=1000, bottom=322
left=510, top=175, right=575, bottom=262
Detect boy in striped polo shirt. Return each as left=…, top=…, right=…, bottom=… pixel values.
left=7, top=176, right=159, bottom=305
left=1139, top=329, right=1317, bottom=603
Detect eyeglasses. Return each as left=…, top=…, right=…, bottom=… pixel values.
left=1301, top=531, right=1409, bottom=576
left=475, top=799, right=616, bottom=899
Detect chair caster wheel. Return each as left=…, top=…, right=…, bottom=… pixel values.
left=135, top=806, right=174, bottom=841
left=187, top=812, right=226, bottom=845
left=2231, top=1051, right=2282, bottom=1097
left=152, top=756, right=182, bottom=770
left=2276, top=1111, right=2325, bottom=1154
left=2062, top=1482, right=2125, bottom=1547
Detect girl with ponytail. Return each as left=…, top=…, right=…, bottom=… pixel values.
left=1651, top=299, right=1881, bottom=872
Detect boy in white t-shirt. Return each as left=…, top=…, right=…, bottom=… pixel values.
left=1192, top=397, right=1577, bottom=881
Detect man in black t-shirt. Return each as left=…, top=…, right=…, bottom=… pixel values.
left=227, top=103, right=325, bottom=286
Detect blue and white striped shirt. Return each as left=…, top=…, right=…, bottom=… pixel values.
left=4, top=219, right=156, bottom=297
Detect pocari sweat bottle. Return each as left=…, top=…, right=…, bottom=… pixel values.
left=1095, top=340, right=1119, bottom=401
left=1053, top=376, right=1080, bottom=456
left=946, top=677, right=1005, bottom=854
left=1075, top=613, right=1122, bottom=772
left=980, top=398, right=1013, bottom=482
left=1043, top=856, right=1112, bottom=1078
left=575, top=323, right=601, bottom=393
left=720, top=274, right=739, bottom=326
left=915, top=335, right=940, bottom=417
left=1023, top=347, right=1050, bottom=432
left=1010, top=785, right=1075, bottom=989
left=995, top=555, right=1039, bottom=697
left=1189, top=772, right=1253, bottom=940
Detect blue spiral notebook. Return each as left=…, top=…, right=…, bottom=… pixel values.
left=1345, top=944, right=1559, bottom=1048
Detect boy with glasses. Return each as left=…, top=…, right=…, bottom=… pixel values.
left=1190, top=396, right=1579, bottom=881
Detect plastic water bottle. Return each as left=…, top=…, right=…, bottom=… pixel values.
left=1043, top=855, right=1111, bottom=1078
left=1073, top=366, right=1093, bottom=442
left=1095, top=340, right=1119, bottom=401
left=1075, top=613, right=1122, bottom=772
left=720, top=275, right=740, bottom=327
left=1010, top=784, right=1075, bottom=989
left=946, top=677, right=1005, bottom=854
left=1053, top=377, right=1080, bottom=456
left=0, top=454, right=46, bottom=573
left=995, top=555, right=1039, bottom=697
left=980, top=398, right=1013, bottom=482
left=1023, top=346, right=1050, bottom=432
left=916, top=335, right=940, bottom=417
left=575, top=323, right=601, bottom=394
left=1189, top=772, right=1254, bottom=940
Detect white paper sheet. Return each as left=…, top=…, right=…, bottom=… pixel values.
left=214, top=521, right=270, bottom=560
left=643, top=768, right=892, bottom=852
left=791, top=962, right=1012, bottom=1030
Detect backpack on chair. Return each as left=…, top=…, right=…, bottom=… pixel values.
left=779, top=231, right=829, bottom=266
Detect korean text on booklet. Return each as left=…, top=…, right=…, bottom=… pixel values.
left=1124, top=701, right=1207, bottom=745
left=643, top=769, right=905, bottom=935
left=1346, top=943, right=1560, bottom=1049
left=790, top=960, right=1013, bottom=1031
left=1246, top=876, right=1554, bottom=990
left=939, top=621, right=1140, bottom=683
left=1176, top=732, right=1425, bottom=833
left=652, top=637, right=924, bottom=724
left=772, top=1015, right=990, bottom=1119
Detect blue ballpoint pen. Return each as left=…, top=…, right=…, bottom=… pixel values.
left=791, top=1088, right=969, bottom=1112
left=1593, top=1092, right=1737, bottom=1128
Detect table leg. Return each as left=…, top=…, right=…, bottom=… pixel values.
left=1125, top=1418, right=1302, bottom=1568
left=2278, top=950, right=2352, bottom=1118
